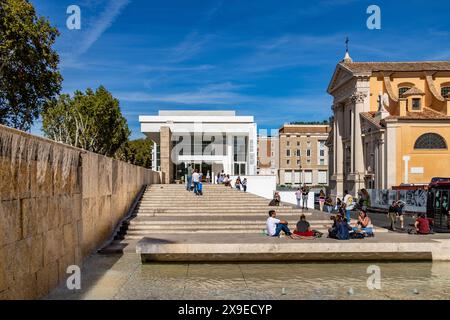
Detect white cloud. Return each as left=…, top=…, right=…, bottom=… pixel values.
left=77, top=0, right=130, bottom=55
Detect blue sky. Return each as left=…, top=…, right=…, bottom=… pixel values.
left=31, top=0, right=450, bottom=139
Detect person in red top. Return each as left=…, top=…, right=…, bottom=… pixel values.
left=414, top=213, right=430, bottom=235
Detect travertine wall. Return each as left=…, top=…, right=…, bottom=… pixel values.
left=0, top=125, right=160, bottom=299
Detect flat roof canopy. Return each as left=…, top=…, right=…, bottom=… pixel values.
left=140, top=110, right=256, bottom=143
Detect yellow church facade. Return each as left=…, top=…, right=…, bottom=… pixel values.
left=326, top=52, right=450, bottom=198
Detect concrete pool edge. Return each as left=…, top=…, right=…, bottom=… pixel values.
left=137, top=238, right=450, bottom=263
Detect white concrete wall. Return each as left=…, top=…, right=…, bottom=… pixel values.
left=230, top=175, right=276, bottom=199
left=279, top=191, right=315, bottom=209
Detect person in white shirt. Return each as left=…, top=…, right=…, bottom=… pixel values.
left=266, top=210, right=292, bottom=237
left=192, top=169, right=200, bottom=195
left=343, top=190, right=354, bottom=223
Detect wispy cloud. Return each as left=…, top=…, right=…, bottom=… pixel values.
left=77, top=0, right=130, bottom=55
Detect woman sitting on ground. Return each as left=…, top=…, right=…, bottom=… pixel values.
left=293, top=214, right=315, bottom=237
left=354, top=210, right=374, bottom=236
left=357, top=210, right=371, bottom=228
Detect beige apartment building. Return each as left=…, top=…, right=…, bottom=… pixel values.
left=278, top=124, right=330, bottom=186
left=257, top=135, right=279, bottom=179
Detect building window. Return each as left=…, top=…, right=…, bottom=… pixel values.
left=441, top=86, right=450, bottom=98
left=297, top=141, right=300, bottom=146
left=287, top=141, right=290, bottom=146
left=304, top=170, right=312, bottom=184
left=318, top=170, right=327, bottom=184
left=399, top=86, right=411, bottom=98
left=306, top=159, right=311, bottom=164
left=297, top=160, right=300, bottom=165
left=287, top=160, right=290, bottom=165
left=296, top=149, right=301, bottom=157
left=412, top=98, right=421, bottom=110
left=414, top=133, right=447, bottom=149
left=320, top=150, right=325, bottom=157
left=306, top=149, right=311, bottom=157
left=286, top=149, right=291, bottom=157
left=320, top=159, right=325, bottom=165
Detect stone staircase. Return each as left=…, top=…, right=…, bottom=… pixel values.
left=113, top=184, right=351, bottom=240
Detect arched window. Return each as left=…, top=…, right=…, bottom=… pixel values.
left=414, top=133, right=447, bottom=149
left=441, top=86, right=450, bottom=98
left=398, top=86, right=412, bottom=98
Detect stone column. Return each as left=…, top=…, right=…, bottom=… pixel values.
left=160, top=126, right=173, bottom=184
left=152, top=141, right=158, bottom=171
left=351, top=92, right=367, bottom=193
left=334, top=104, right=344, bottom=198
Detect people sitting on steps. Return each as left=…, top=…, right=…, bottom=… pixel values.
left=266, top=210, right=292, bottom=238
left=292, top=214, right=323, bottom=239
left=268, top=192, right=281, bottom=206
left=328, top=215, right=352, bottom=240
left=324, top=196, right=333, bottom=214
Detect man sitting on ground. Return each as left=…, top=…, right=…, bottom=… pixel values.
left=293, top=214, right=315, bottom=237
left=411, top=213, right=430, bottom=235
left=266, top=210, right=292, bottom=237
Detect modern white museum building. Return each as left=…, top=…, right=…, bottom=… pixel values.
left=139, top=110, right=258, bottom=183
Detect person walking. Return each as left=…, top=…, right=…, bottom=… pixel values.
left=295, top=188, right=302, bottom=208
left=301, top=184, right=309, bottom=210
left=343, top=190, right=354, bottom=224
left=186, top=164, right=193, bottom=191
left=388, top=201, right=398, bottom=231
left=242, top=178, right=248, bottom=192
left=192, top=169, right=200, bottom=195
left=319, top=190, right=326, bottom=211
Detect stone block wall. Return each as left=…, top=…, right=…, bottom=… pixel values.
left=0, top=125, right=160, bottom=299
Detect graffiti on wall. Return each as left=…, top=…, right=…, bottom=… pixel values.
left=368, top=189, right=427, bottom=213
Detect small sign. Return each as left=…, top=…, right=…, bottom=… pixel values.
left=411, top=167, right=424, bottom=174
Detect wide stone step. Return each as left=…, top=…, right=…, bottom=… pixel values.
left=136, top=205, right=295, bottom=209
left=128, top=219, right=337, bottom=225
left=140, top=195, right=268, bottom=199
left=139, top=199, right=276, bottom=206
left=125, top=227, right=386, bottom=237
left=134, top=209, right=306, bottom=214
left=133, top=212, right=312, bottom=217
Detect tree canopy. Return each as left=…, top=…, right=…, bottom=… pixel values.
left=42, top=86, right=131, bottom=157
left=0, top=0, right=62, bottom=131
left=116, top=139, right=153, bottom=169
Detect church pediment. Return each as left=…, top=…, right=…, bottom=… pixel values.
left=360, top=112, right=383, bottom=132
left=327, top=64, right=354, bottom=94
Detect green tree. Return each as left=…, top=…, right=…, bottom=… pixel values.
left=42, top=86, right=131, bottom=157
left=0, top=0, right=62, bottom=131
left=116, top=139, right=153, bottom=169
